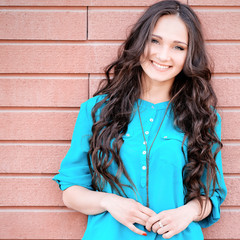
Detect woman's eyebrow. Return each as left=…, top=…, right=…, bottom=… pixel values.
left=152, top=34, right=188, bottom=46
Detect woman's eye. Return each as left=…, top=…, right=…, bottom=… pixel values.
left=174, top=46, right=185, bottom=51
left=151, top=38, right=159, bottom=44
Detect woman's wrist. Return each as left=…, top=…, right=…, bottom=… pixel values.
left=184, top=199, right=202, bottom=222
left=100, top=193, right=114, bottom=211
left=184, top=197, right=213, bottom=222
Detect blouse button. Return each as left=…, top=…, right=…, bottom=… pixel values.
left=150, top=118, right=154, bottom=122
left=145, top=131, right=149, bottom=135
left=142, top=151, right=146, bottom=155
left=143, top=141, right=147, bottom=145
left=142, top=166, right=146, bottom=170
left=163, top=136, right=168, bottom=139
left=125, top=133, right=130, bottom=137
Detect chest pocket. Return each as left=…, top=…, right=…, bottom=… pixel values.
left=158, top=131, right=188, bottom=167
left=160, top=131, right=188, bottom=147
left=122, top=116, right=141, bottom=141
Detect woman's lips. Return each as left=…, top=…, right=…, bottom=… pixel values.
left=151, top=60, right=172, bottom=71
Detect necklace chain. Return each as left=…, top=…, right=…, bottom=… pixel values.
left=137, top=100, right=172, bottom=207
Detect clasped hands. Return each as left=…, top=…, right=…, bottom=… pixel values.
left=102, top=194, right=201, bottom=238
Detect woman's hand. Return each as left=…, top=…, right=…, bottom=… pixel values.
left=145, top=205, right=196, bottom=239
left=101, top=194, right=156, bottom=236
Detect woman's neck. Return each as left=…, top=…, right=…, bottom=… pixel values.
left=140, top=79, right=173, bottom=104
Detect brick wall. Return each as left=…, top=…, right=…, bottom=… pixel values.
left=0, top=0, right=239, bottom=239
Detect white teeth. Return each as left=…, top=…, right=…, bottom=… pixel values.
left=152, top=61, right=169, bottom=69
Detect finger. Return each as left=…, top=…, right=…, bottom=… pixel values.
left=157, top=224, right=171, bottom=235
left=133, top=217, right=146, bottom=226
left=136, top=211, right=151, bottom=223
left=140, top=205, right=156, bottom=217
left=152, top=221, right=161, bottom=233
left=127, top=223, right=148, bottom=236
left=162, top=230, right=175, bottom=239
left=145, top=214, right=161, bottom=231
left=152, top=219, right=166, bottom=233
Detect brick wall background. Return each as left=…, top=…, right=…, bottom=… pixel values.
left=0, top=0, right=239, bottom=239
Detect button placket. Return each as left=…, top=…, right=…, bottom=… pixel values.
left=141, top=127, right=149, bottom=188
left=137, top=101, right=171, bottom=206
left=140, top=160, right=147, bottom=187
left=140, top=108, right=156, bottom=188
left=140, top=153, right=147, bottom=188
left=141, top=145, right=147, bottom=188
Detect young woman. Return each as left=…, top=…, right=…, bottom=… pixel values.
left=53, top=1, right=227, bottom=239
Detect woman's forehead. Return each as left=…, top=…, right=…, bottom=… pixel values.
left=152, top=15, right=188, bottom=44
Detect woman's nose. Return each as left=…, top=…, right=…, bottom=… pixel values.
left=156, top=47, right=171, bottom=62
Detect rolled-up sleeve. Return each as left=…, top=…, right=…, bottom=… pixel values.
left=198, top=112, right=227, bottom=228
left=52, top=100, right=93, bottom=191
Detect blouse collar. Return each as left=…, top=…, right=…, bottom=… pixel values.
left=137, top=99, right=170, bottom=110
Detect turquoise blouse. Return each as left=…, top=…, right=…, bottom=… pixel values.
left=53, top=95, right=227, bottom=240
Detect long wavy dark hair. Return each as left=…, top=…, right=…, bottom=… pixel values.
left=87, top=0, right=223, bottom=214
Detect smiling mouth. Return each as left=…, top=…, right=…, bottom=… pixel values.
left=151, top=61, right=171, bottom=70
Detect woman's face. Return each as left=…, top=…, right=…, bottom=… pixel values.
left=140, top=14, right=188, bottom=87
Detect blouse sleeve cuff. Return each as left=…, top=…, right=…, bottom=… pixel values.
left=198, top=193, right=221, bottom=228
left=52, top=172, right=93, bottom=191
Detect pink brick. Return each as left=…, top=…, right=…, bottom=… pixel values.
left=213, top=77, right=240, bottom=107
left=0, top=0, right=187, bottom=7
left=0, top=44, right=119, bottom=73
left=203, top=212, right=240, bottom=239
left=0, top=9, right=87, bottom=40
left=220, top=111, right=240, bottom=140
left=197, top=11, right=240, bottom=40
left=0, top=112, right=78, bottom=140
left=223, top=178, right=240, bottom=206
left=88, top=0, right=187, bottom=6
left=189, top=0, right=240, bottom=6
left=0, top=76, right=88, bottom=107
left=207, top=44, right=240, bottom=74
left=222, top=144, right=240, bottom=174
left=89, top=74, right=105, bottom=97
left=88, top=8, right=143, bottom=40
left=0, top=178, right=63, bottom=206
left=0, top=211, right=237, bottom=239
left=0, top=43, right=240, bottom=73
left=0, top=211, right=87, bottom=239
left=89, top=9, right=240, bottom=40
left=0, top=44, right=239, bottom=74
left=1, top=76, right=237, bottom=108
left=0, top=0, right=88, bottom=6
left=0, top=177, right=236, bottom=207
left=0, top=144, right=69, bottom=173
left=0, top=142, right=237, bottom=175
left=0, top=111, right=237, bottom=142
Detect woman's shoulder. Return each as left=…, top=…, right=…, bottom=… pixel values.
left=82, top=94, right=108, bottom=110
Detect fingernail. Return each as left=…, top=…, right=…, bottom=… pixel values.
left=142, top=233, right=147, bottom=236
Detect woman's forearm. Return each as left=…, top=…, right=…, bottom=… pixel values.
left=185, top=196, right=213, bottom=222
left=62, top=185, right=112, bottom=215
left=63, top=186, right=213, bottom=224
